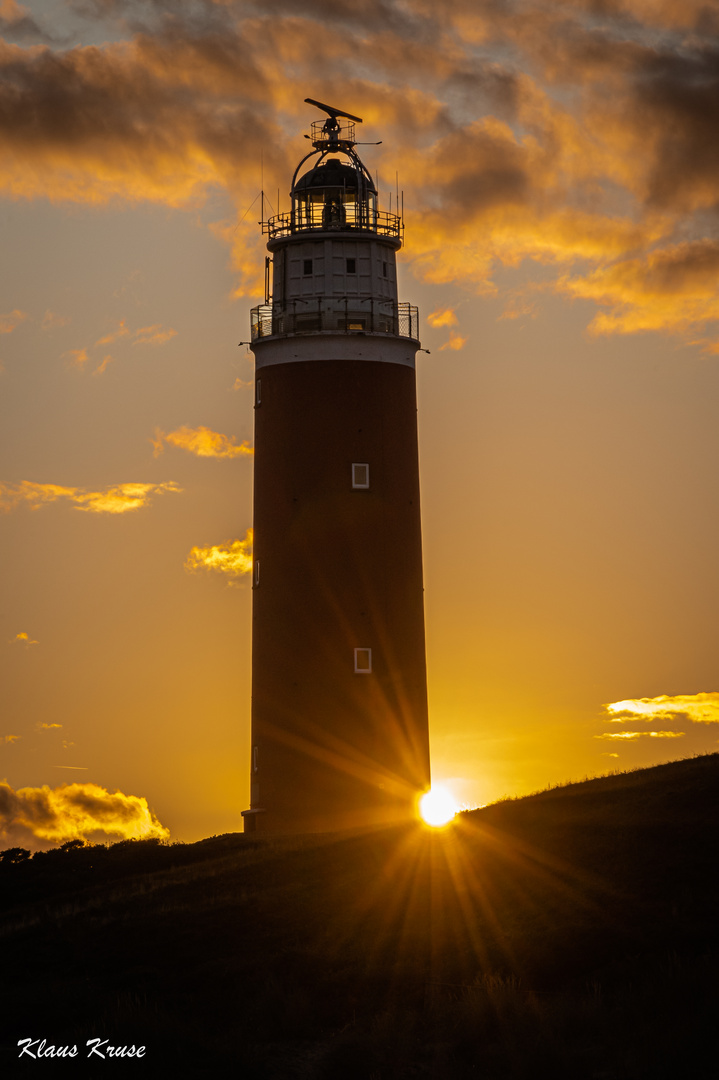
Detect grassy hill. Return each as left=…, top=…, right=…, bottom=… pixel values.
left=3, top=754, right=719, bottom=1077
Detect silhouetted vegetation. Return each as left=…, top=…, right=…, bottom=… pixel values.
left=3, top=755, right=719, bottom=1077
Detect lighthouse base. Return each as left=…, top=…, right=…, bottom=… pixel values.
left=241, top=786, right=424, bottom=836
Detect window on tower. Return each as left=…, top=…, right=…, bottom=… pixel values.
left=383, top=262, right=388, bottom=278
left=352, top=463, right=369, bottom=489
left=354, top=648, right=372, bottom=674
left=346, top=258, right=356, bottom=274
left=254, top=560, right=260, bottom=587
left=303, top=259, right=313, bottom=275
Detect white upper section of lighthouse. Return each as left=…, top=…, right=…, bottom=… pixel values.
left=250, top=100, right=420, bottom=357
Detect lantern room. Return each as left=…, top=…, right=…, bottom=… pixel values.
left=292, top=155, right=377, bottom=234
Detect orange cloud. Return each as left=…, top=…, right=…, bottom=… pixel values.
left=0, top=31, right=280, bottom=208
left=439, top=330, right=467, bottom=351
left=0, top=308, right=27, bottom=333
left=427, top=307, right=458, bottom=328
left=605, top=692, right=719, bottom=725
left=1, top=3, right=717, bottom=347
left=185, top=529, right=253, bottom=579
left=0, top=780, right=169, bottom=850
left=594, top=731, right=685, bottom=740
left=0, top=482, right=77, bottom=510
left=153, top=425, right=253, bottom=459
left=63, top=348, right=89, bottom=368
left=132, top=324, right=177, bottom=346
left=12, top=630, right=38, bottom=645
left=75, top=481, right=182, bottom=514
left=65, top=321, right=176, bottom=376
left=41, top=310, right=70, bottom=330
left=558, top=241, right=719, bottom=339
left=1, top=734, right=21, bottom=744
left=499, top=293, right=540, bottom=320
left=95, top=319, right=129, bottom=347
left=0, top=479, right=182, bottom=514
left=208, top=217, right=266, bottom=299
left=1, top=0, right=27, bottom=20
left=38, top=722, right=62, bottom=730
left=93, top=354, right=113, bottom=375
left=0, top=0, right=42, bottom=36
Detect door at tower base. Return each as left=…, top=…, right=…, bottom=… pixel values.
left=245, top=355, right=431, bottom=835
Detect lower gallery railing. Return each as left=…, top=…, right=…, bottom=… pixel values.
left=251, top=301, right=419, bottom=342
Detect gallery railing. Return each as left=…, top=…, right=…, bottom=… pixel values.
left=263, top=209, right=402, bottom=241
left=250, top=300, right=419, bottom=342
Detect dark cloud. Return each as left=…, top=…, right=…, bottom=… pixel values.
left=0, top=1, right=55, bottom=43
left=633, top=48, right=719, bottom=211
left=2, top=0, right=719, bottom=339
left=0, top=28, right=285, bottom=204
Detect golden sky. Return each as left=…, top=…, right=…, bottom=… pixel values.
left=2, top=0, right=719, bottom=847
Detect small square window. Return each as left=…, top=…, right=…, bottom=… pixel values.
left=303, top=259, right=313, bottom=275
left=354, top=648, right=372, bottom=674
left=254, top=560, right=260, bottom=587
left=346, top=258, right=356, bottom=274
left=352, top=463, right=369, bottom=489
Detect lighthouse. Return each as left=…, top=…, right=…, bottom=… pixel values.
left=241, top=100, right=431, bottom=834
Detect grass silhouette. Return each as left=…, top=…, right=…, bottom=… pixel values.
left=3, top=754, right=719, bottom=1077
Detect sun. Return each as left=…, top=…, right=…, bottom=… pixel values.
left=419, top=786, right=457, bottom=828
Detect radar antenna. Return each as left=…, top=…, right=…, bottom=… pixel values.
left=304, top=98, right=363, bottom=124
left=304, top=98, right=363, bottom=150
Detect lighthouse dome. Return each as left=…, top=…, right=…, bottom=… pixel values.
left=293, top=157, right=375, bottom=195
left=291, top=154, right=378, bottom=233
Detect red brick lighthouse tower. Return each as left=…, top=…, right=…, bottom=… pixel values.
left=242, top=100, right=431, bottom=834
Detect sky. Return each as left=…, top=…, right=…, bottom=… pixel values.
left=2, top=0, right=719, bottom=848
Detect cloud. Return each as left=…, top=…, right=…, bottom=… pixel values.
left=132, top=323, right=177, bottom=345
left=12, top=630, right=38, bottom=645
left=63, top=347, right=89, bottom=368
left=557, top=241, right=719, bottom=339
left=93, top=354, right=114, bottom=375
left=74, top=481, right=182, bottom=513
left=499, top=294, right=540, bottom=321
left=439, top=330, right=467, bottom=351
left=604, top=692, right=719, bottom=725
left=1, top=2, right=719, bottom=344
left=0, top=479, right=182, bottom=514
left=1, top=734, right=21, bottom=744
left=152, top=425, right=253, bottom=459
left=38, top=722, right=62, bottom=730
left=65, top=321, right=176, bottom=376
left=95, top=319, right=129, bottom=346
left=0, top=308, right=27, bottom=334
left=0, top=780, right=169, bottom=850
left=185, top=528, right=253, bottom=579
left=594, top=731, right=686, bottom=740
left=427, top=307, right=458, bottom=329
left=41, top=309, right=70, bottom=330
left=0, top=26, right=278, bottom=209
left=0, top=0, right=47, bottom=42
